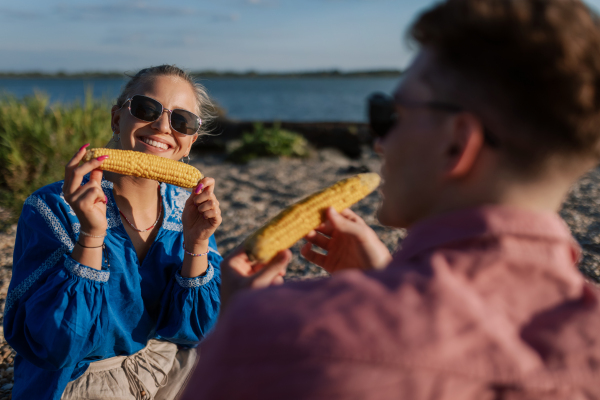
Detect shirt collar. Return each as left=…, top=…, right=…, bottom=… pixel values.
left=395, top=205, right=578, bottom=263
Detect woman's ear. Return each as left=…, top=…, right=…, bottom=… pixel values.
left=110, top=105, right=121, bottom=133
left=443, top=113, right=485, bottom=179
left=186, top=134, right=199, bottom=156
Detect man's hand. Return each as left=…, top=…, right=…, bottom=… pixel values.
left=220, top=247, right=292, bottom=312
left=301, top=207, right=392, bottom=273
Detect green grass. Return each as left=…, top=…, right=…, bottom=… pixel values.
left=0, top=91, right=112, bottom=221
left=226, top=122, right=310, bottom=163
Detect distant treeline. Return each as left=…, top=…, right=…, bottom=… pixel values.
left=0, top=69, right=402, bottom=79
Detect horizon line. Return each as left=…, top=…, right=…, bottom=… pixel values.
left=0, top=68, right=403, bottom=79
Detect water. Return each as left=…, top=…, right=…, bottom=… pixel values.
left=0, top=77, right=399, bottom=123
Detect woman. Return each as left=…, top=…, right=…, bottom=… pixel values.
left=4, top=65, right=223, bottom=400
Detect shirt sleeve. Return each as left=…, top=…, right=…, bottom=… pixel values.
left=155, top=234, right=222, bottom=346
left=3, top=192, right=110, bottom=371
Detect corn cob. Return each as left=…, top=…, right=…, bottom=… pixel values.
left=244, top=173, right=381, bottom=263
left=83, top=148, right=203, bottom=188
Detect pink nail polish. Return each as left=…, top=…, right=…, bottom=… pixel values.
left=97, top=155, right=109, bottom=161
left=79, top=144, right=90, bottom=152
left=104, top=195, right=108, bottom=203
left=194, top=183, right=204, bottom=195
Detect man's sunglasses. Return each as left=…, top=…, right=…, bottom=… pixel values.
left=367, top=92, right=500, bottom=148
left=117, top=94, right=201, bottom=136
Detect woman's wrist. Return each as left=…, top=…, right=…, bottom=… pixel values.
left=183, top=239, right=209, bottom=254
left=181, top=239, right=210, bottom=278
left=78, top=235, right=105, bottom=248
left=79, top=225, right=107, bottom=237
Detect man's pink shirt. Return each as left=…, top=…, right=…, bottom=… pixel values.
left=184, top=206, right=600, bottom=399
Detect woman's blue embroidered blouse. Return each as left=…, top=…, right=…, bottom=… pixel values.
left=3, top=177, right=222, bottom=400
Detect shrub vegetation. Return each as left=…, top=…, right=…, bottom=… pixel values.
left=227, top=122, right=310, bottom=163
left=0, top=92, right=112, bottom=220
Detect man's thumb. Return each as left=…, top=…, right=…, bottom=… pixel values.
left=251, top=250, right=292, bottom=289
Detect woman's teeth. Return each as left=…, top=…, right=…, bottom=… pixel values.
left=142, top=138, right=168, bottom=150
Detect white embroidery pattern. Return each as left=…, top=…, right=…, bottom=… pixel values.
left=4, top=247, right=68, bottom=313
left=102, top=180, right=122, bottom=229
left=175, top=263, right=215, bottom=288
left=57, top=184, right=81, bottom=234
left=59, top=183, right=77, bottom=217
left=4, top=195, right=78, bottom=313
left=163, top=184, right=190, bottom=232
left=24, top=196, right=74, bottom=250
left=64, top=257, right=110, bottom=283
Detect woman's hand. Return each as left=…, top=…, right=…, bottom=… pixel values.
left=220, top=247, right=291, bottom=312
left=63, top=144, right=109, bottom=236
left=182, top=177, right=222, bottom=245
left=301, top=207, right=392, bottom=273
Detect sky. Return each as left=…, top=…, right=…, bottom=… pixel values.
left=2, top=0, right=600, bottom=73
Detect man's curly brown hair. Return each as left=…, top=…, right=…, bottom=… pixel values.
left=410, top=0, right=600, bottom=170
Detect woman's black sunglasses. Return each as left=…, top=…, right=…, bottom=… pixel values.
left=118, top=94, right=201, bottom=136
left=367, top=92, right=500, bottom=148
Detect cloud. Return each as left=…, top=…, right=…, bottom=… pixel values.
left=103, top=29, right=211, bottom=48
left=52, top=2, right=242, bottom=23
left=54, top=1, right=198, bottom=19
left=243, top=0, right=278, bottom=7
left=0, top=8, right=45, bottom=19
left=1, top=2, right=241, bottom=24
left=211, top=13, right=240, bottom=22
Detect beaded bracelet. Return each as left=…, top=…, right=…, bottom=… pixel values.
left=77, top=241, right=104, bottom=249
left=79, top=229, right=107, bottom=238
left=183, top=242, right=209, bottom=257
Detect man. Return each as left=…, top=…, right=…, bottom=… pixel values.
left=183, top=0, right=600, bottom=398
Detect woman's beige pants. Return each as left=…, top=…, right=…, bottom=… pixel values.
left=61, top=339, right=198, bottom=400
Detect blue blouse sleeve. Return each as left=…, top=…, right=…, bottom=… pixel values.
left=155, top=235, right=222, bottom=346
left=3, top=188, right=110, bottom=371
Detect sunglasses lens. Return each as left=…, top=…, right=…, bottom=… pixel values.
left=128, top=95, right=200, bottom=135
left=171, top=110, right=200, bottom=135
left=130, top=96, right=162, bottom=122
left=368, top=93, right=396, bottom=138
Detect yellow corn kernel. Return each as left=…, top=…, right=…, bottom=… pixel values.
left=83, top=148, right=203, bottom=188
left=244, top=173, right=381, bottom=263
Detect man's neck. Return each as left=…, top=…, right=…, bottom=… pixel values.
left=426, top=167, right=579, bottom=223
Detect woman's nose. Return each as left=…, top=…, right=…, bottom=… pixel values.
left=152, top=110, right=172, bottom=133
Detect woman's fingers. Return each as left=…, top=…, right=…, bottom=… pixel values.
left=193, top=177, right=215, bottom=196
left=66, top=143, right=90, bottom=168
left=196, top=199, right=219, bottom=214
left=69, top=184, right=107, bottom=209
left=192, top=180, right=216, bottom=206
left=64, top=144, right=90, bottom=194
left=191, top=177, right=221, bottom=222
left=64, top=152, right=109, bottom=197
left=201, top=208, right=221, bottom=220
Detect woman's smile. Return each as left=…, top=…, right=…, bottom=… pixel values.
left=140, top=136, right=171, bottom=151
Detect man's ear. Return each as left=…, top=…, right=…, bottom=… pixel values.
left=444, top=113, right=485, bottom=179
